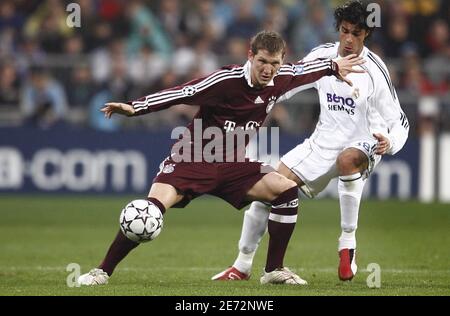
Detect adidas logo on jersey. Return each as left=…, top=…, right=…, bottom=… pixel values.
left=254, top=96, right=264, bottom=104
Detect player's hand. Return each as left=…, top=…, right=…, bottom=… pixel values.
left=373, top=133, right=390, bottom=155
left=334, top=54, right=365, bottom=87
left=101, top=102, right=135, bottom=118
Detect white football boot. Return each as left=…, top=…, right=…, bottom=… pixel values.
left=260, top=267, right=308, bottom=285
left=77, top=268, right=109, bottom=286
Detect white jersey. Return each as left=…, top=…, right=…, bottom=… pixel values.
left=278, top=42, right=409, bottom=155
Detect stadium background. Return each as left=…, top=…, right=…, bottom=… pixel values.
left=0, top=0, right=449, bottom=296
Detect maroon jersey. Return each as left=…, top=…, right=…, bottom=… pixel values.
left=130, top=58, right=338, bottom=162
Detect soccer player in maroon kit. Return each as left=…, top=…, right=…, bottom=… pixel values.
left=78, top=31, right=364, bottom=285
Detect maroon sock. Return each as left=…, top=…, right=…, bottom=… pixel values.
left=147, top=197, right=166, bottom=215
left=98, top=197, right=166, bottom=276
left=98, top=230, right=139, bottom=276
left=265, top=187, right=299, bottom=272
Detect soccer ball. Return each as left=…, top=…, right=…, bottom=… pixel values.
left=119, top=199, right=163, bottom=243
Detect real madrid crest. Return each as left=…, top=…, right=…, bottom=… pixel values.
left=266, top=96, right=277, bottom=113
left=294, top=64, right=304, bottom=75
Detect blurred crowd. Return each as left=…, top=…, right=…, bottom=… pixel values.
left=0, top=0, right=448, bottom=135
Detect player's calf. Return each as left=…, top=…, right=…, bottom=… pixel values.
left=212, top=201, right=270, bottom=281
left=265, top=185, right=299, bottom=272
left=337, top=171, right=364, bottom=282
left=97, top=197, right=166, bottom=277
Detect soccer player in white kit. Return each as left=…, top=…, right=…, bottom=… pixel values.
left=212, top=0, right=409, bottom=283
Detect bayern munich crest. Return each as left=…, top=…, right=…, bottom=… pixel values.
left=162, top=164, right=175, bottom=174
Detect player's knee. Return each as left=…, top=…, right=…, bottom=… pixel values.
left=277, top=178, right=297, bottom=193
left=246, top=202, right=270, bottom=220
left=265, top=173, right=297, bottom=198
left=273, top=179, right=297, bottom=201
left=336, top=150, right=366, bottom=175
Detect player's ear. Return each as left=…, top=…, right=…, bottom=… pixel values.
left=248, top=49, right=255, bottom=61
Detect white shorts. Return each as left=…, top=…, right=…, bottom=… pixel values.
left=280, top=138, right=381, bottom=198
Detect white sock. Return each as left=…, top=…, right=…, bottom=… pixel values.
left=338, top=173, right=365, bottom=251
left=233, top=201, right=270, bottom=274
left=232, top=252, right=254, bottom=275
left=338, top=231, right=356, bottom=250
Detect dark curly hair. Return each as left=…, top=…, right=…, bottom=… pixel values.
left=334, top=0, right=375, bottom=40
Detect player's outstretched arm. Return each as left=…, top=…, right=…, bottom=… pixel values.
left=334, top=54, right=365, bottom=86
left=101, top=102, right=135, bottom=119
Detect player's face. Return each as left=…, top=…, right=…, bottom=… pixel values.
left=248, top=49, right=283, bottom=88
left=338, top=21, right=368, bottom=56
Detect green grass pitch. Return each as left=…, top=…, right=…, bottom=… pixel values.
left=0, top=195, right=448, bottom=296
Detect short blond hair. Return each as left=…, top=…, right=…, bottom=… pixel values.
left=250, top=31, right=286, bottom=57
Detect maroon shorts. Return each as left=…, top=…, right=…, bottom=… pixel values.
left=153, top=156, right=274, bottom=209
